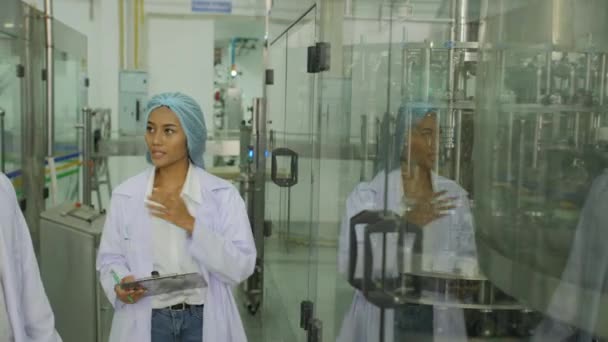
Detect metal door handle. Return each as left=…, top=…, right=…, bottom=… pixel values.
left=135, top=100, right=141, bottom=122
left=271, top=147, right=298, bottom=187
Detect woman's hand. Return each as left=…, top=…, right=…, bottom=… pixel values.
left=404, top=191, right=457, bottom=227
left=147, top=189, right=195, bottom=233
left=114, top=275, right=146, bottom=304
left=401, top=166, right=457, bottom=227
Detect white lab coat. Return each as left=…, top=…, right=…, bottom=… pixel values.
left=96, top=167, right=256, bottom=342
left=532, top=170, right=608, bottom=342
left=0, top=174, right=62, bottom=342
left=337, top=170, right=476, bottom=342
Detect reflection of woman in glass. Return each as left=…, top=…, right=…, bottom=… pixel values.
left=337, top=109, right=477, bottom=342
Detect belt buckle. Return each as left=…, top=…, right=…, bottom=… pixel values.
left=172, top=303, right=187, bottom=311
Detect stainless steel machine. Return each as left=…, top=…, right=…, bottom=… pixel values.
left=238, top=98, right=268, bottom=315
left=347, top=0, right=608, bottom=340
left=475, top=0, right=608, bottom=339
left=40, top=202, right=111, bottom=342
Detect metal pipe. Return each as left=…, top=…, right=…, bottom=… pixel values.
left=119, top=0, right=125, bottom=69
left=345, top=0, right=352, bottom=16
left=533, top=62, right=543, bottom=169
left=22, top=6, right=47, bottom=251
left=517, top=119, right=525, bottom=208
left=569, top=66, right=576, bottom=101
left=585, top=53, right=592, bottom=91
left=454, top=109, right=462, bottom=183
left=435, top=109, right=441, bottom=172
left=134, top=0, right=140, bottom=69
left=546, top=52, right=552, bottom=96
left=401, top=28, right=407, bottom=99
left=498, top=51, right=506, bottom=96
left=600, top=54, right=606, bottom=105
left=507, top=112, right=514, bottom=181
left=82, top=108, right=92, bottom=206
left=497, top=0, right=504, bottom=42
left=423, top=48, right=431, bottom=102
left=343, top=15, right=454, bottom=24
left=359, top=35, right=366, bottom=82
left=360, top=115, right=368, bottom=181
left=574, top=113, right=580, bottom=147
left=0, top=109, right=4, bottom=173
left=44, top=0, right=54, bottom=157
left=591, top=112, right=600, bottom=143
left=536, top=65, right=542, bottom=103
left=448, top=0, right=457, bottom=96
left=385, top=11, right=394, bottom=116
left=381, top=21, right=395, bottom=304
left=407, top=60, right=414, bottom=92
left=532, top=114, right=542, bottom=168
left=286, top=188, right=291, bottom=253
left=456, top=0, right=469, bottom=42
left=139, top=0, right=145, bottom=32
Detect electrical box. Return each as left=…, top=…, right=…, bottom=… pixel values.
left=119, top=70, right=148, bottom=135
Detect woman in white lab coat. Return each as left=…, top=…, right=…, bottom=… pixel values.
left=0, top=173, right=62, bottom=341
left=96, top=92, right=256, bottom=342
left=337, top=108, right=477, bottom=342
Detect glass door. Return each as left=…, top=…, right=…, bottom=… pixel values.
left=261, top=5, right=319, bottom=342
left=48, top=19, right=88, bottom=206
left=311, top=1, right=471, bottom=341
left=0, top=31, right=23, bottom=190
left=311, top=0, right=608, bottom=341
left=312, top=2, right=398, bottom=340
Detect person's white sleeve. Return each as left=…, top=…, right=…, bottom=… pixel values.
left=0, top=174, right=62, bottom=342
left=96, top=195, right=131, bottom=309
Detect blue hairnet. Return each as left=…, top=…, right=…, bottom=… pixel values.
left=144, top=92, right=207, bottom=168
left=375, top=106, right=436, bottom=173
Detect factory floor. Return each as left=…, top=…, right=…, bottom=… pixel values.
left=239, top=236, right=353, bottom=342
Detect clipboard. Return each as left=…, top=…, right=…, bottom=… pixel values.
left=120, top=273, right=207, bottom=297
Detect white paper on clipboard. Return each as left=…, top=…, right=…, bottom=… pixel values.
left=121, top=272, right=207, bottom=297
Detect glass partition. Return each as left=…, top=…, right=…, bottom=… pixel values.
left=48, top=20, right=87, bottom=205
left=476, top=0, right=608, bottom=339
left=268, top=2, right=316, bottom=43
left=0, top=34, right=23, bottom=183
left=261, top=6, right=319, bottom=342
left=308, top=0, right=608, bottom=341
left=0, top=0, right=25, bottom=192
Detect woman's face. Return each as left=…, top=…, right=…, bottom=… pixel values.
left=145, top=106, right=189, bottom=168
left=404, top=113, right=438, bottom=171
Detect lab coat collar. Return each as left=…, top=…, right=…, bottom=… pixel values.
left=114, top=165, right=231, bottom=200
left=391, top=169, right=463, bottom=194
left=143, top=163, right=203, bottom=205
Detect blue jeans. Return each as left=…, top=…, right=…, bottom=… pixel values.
left=151, top=305, right=204, bottom=342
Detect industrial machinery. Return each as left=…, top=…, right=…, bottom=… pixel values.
left=347, top=0, right=607, bottom=340
left=238, top=98, right=268, bottom=315
left=90, top=108, right=113, bottom=210
left=41, top=104, right=111, bottom=341
left=40, top=202, right=111, bottom=342
left=475, top=0, right=608, bottom=339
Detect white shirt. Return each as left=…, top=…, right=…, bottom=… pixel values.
left=146, top=164, right=207, bottom=309
left=0, top=244, right=14, bottom=341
